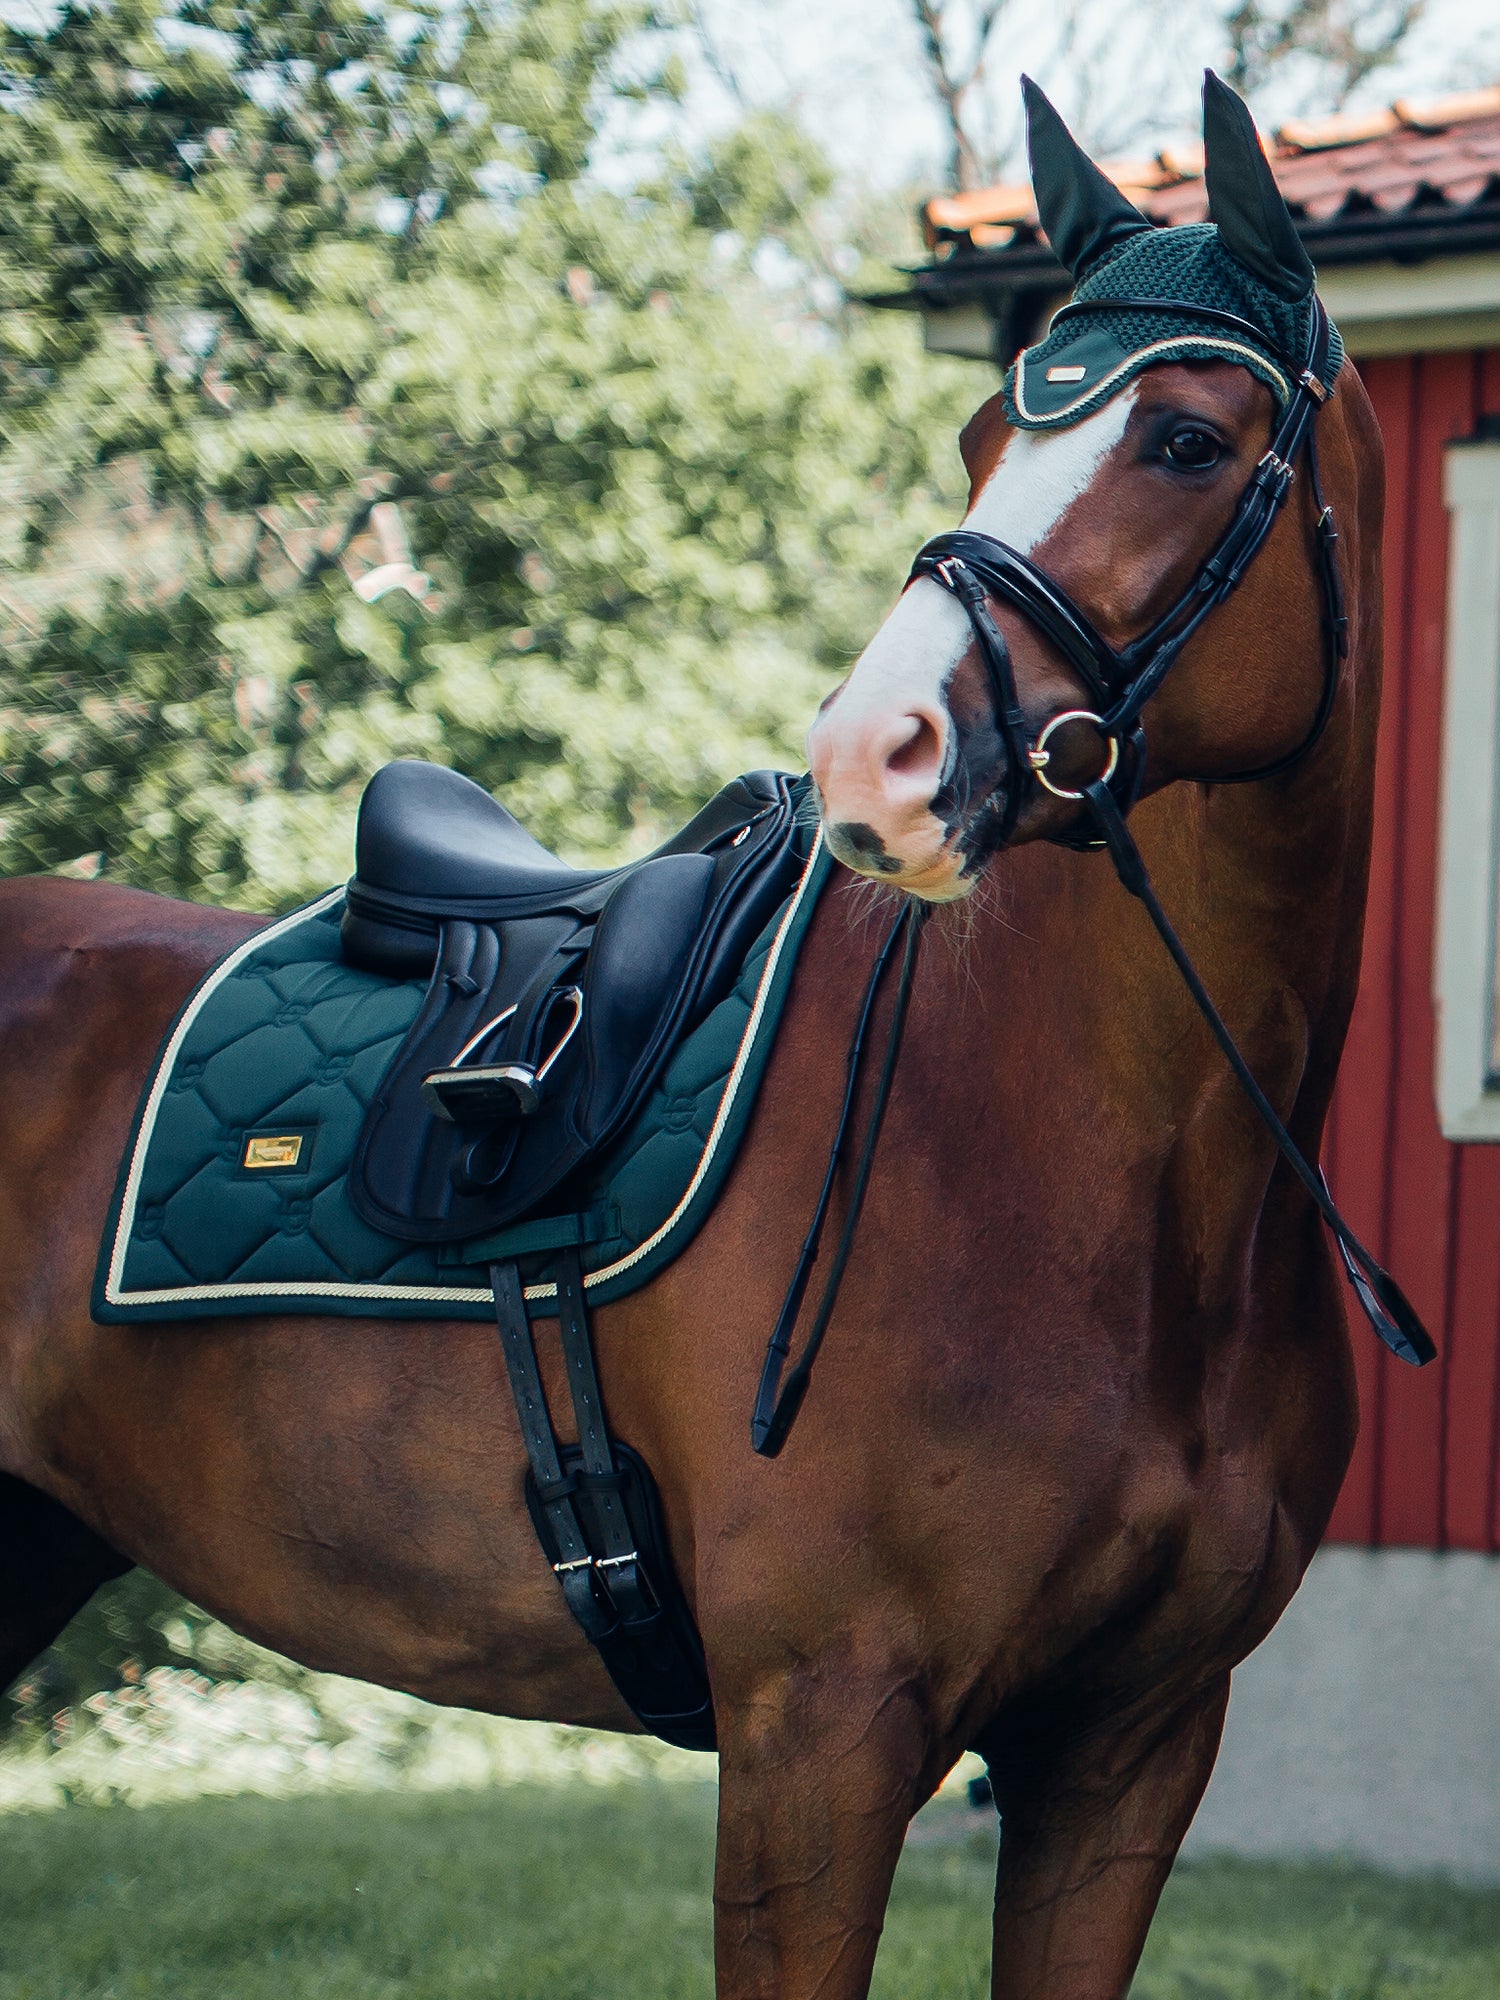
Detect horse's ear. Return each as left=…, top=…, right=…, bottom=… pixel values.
left=1023, top=75, right=1152, bottom=281
left=1202, top=71, right=1316, bottom=301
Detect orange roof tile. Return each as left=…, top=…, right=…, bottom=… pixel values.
left=922, top=85, right=1500, bottom=254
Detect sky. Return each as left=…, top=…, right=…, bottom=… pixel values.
left=668, top=0, right=1500, bottom=195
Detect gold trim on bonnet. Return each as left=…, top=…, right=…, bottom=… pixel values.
left=1012, top=335, right=1291, bottom=425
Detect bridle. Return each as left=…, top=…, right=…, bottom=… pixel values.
left=750, top=292, right=1434, bottom=1462
left=909, top=293, right=1345, bottom=853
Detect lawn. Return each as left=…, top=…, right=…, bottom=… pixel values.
left=3, top=1783, right=1500, bottom=1999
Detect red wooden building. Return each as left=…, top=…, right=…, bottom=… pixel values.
left=870, top=90, right=1500, bottom=1554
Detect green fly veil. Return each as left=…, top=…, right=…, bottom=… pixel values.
left=1004, top=73, right=1343, bottom=430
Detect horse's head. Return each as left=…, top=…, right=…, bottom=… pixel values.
left=809, top=74, right=1362, bottom=900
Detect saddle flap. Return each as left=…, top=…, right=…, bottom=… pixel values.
left=576, top=853, right=717, bottom=1144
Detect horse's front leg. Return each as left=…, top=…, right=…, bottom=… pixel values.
left=985, top=1678, right=1230, bottom=2000
left=711, top=1657, right=934, bottom=1999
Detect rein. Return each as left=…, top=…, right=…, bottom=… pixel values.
left=753, top=295, right=1431, bottom=1460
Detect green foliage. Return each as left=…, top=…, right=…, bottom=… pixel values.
left=2, top=1572, right=204, bottom=1739
left=0, top=0, right=976, bottom=908
left=2, top=1572, right=307, bottom=1744
left=688, top=109, right=835, bottom=242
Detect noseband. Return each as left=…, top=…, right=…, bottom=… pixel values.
left=751, top=295, right=1432, bottom=1461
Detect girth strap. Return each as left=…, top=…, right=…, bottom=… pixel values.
left=491, top=1258, right=613, bottom=1640
left=1083, top=779, right=1435, bottom=1366
left=490, top=1252, right=717, bottom=1745
left=554, top=1253, right=655, bottom=1624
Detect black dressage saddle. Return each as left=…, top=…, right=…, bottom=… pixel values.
left=343, top=759, right=806, bottom=1244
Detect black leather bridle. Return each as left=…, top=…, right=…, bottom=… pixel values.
left=909, top=294, right=1345, bottom=852
left=751, top=294, right=1432, bottom=1462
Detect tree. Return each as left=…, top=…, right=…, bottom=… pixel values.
left=901, top=0, right=1430, bottom=190
left=0, top=0, right=977, bottom=908
left=1223, top=0, right=1424, bottom=107
left=909, top=0, right=1007, bottom=192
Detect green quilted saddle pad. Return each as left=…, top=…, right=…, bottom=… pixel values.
left=95, top=830, right=830, bottom=1324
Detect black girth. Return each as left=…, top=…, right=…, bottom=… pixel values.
left=753, top=293, right=1432, bottom=1462
left=492, top=1251, right=716, bottom=1749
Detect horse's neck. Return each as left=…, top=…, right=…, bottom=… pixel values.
left=931, top=724, right=1373, bottom=1294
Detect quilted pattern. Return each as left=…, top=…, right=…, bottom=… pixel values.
left=97, top=835, right=828, bottom=1324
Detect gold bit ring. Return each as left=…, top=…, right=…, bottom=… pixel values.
left=1025, top=710, right=1121, bottom=801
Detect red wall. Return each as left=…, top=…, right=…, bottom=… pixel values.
left=1325, top=349, right=1500, bottom=1550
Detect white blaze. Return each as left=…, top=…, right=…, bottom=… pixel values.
left=964, top=387, right=1138, bottom=552
left=823, top=387, right=1139, bottom=762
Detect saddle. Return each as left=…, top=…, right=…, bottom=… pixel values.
left=343, top=759, right=807, bottom=1245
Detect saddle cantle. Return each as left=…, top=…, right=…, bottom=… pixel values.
left=343, top=760, right=807, bottom=1244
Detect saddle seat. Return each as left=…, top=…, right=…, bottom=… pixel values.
left=354, top=758, right=618, bottom=903
left=342, top=759, right=791, bottom=972
left=341, top=759, right=808, bottom=1244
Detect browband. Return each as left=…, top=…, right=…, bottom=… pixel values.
left=1047, top=295, right=1307, bottom=377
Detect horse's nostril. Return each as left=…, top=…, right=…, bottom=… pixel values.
left=885, top=711, right=943, bottom=780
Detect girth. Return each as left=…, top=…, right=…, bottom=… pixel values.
left=493, top=1251, right=715, bottom=1750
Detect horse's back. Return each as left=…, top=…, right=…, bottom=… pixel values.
left=0, top=874, right=257, bottom=991
left=0, top=877, right=260, bottom=1400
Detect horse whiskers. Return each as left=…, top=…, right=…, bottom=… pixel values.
left=839, top=874, right=908, bottom=953
left=926, top=876, right=997, bottom=1012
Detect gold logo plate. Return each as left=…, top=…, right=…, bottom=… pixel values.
left=243, top=1134, right=304, bottom=1170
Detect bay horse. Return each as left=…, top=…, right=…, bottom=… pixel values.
left=1, top=79, right=1393, bottom=1998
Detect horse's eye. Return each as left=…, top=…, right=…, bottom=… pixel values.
left=1162, top=426, right=1222, bottom=471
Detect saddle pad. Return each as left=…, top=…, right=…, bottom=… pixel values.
left=95, top=830, right=829, bottom=1324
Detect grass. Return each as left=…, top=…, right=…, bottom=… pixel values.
left=2, top=1785, right=1500, bottom=1998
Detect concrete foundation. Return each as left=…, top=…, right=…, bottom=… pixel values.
left=1184, top=1545, right=1500, bottom=1877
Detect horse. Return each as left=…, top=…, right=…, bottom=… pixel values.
left=1, top=79, right=1392, bottom=1997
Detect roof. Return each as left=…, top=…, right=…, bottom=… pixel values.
left=922, top=86, right=1500, bottom=265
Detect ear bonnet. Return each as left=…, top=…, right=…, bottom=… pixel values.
left=1004, top=73, right=1343, bottom=429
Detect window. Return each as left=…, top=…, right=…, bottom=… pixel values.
left=1435, top=438, right=1500, bottom=1137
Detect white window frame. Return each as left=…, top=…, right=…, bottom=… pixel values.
left=1435, top=440, right=1500, bottom=1138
